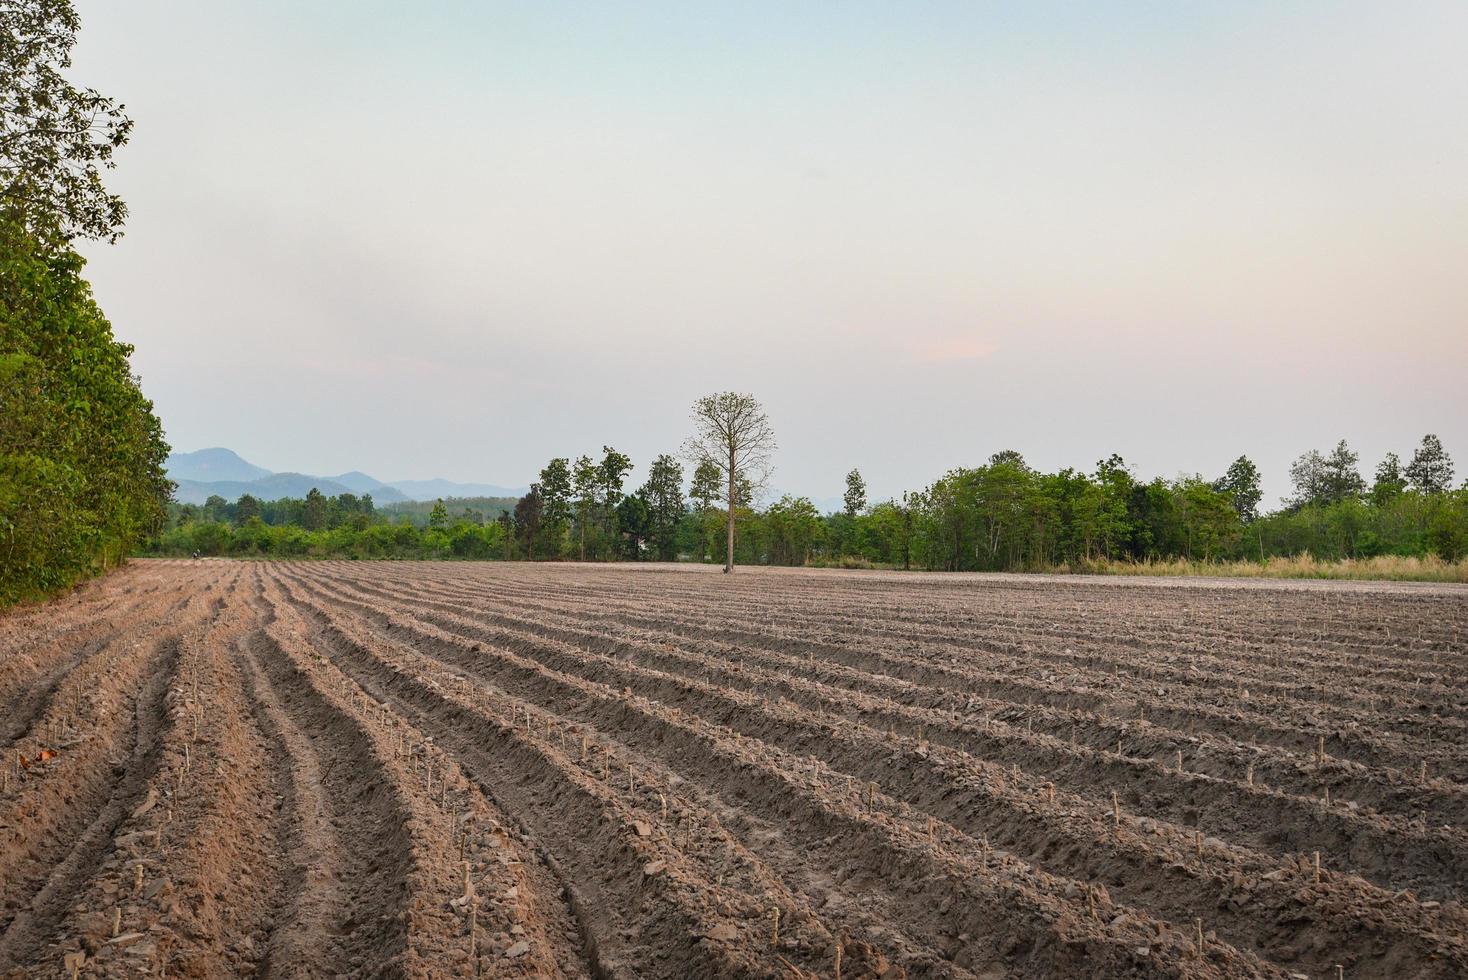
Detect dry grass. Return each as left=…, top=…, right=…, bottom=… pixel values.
left=1065, top=553, right=1468, bottom=583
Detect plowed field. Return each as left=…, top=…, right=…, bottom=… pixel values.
left=2, top=559, right=1465, bottom=978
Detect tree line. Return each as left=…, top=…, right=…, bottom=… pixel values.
left=1, top=2, right=172, bottom=606
left=149, top=407, right=1466, bottom=570
left=888, top=435, right=1462, bottom=572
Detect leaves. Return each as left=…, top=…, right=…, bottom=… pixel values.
left=1, top=212, right=170, bottom=605
left=2, top=0, right=133, bottom=242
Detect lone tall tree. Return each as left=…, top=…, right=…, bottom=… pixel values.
left=684, top=392, right=776, bottom=573
left=843, top=468, right=867, bottom=519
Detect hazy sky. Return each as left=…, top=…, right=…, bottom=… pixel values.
left=72, top=2, right=1467, bottom=506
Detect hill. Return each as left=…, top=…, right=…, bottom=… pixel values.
left=163, top=448, right=521, bottom=505
left=165, top=448, right=272, bottom=484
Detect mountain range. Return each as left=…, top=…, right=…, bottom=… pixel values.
left=166, top=448, right=526, bottom=506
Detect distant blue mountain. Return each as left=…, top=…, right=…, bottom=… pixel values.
left=327, top=470, right=397, bottom=495
left=164, top=448, right=522, bottom=506
left=165, top=447, right=272, bottom=484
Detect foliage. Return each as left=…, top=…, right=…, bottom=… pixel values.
left=615, top=493, right=649, bottom=559
left=539, top=457, right=572, bottom=539
left=376, top=495, right=514, bottom=527
left=1213, top=456, right=1261, bottom=523
left=764, top=495, right=822, bottom=565
left=138, top=427, right=1468, bottom=579
left=1, top=0, right=132, bottom=243
left=639, top=454, right=684, bottom=561
left=1289, top=440, right=1365, bottom=507
left=1, top=212, right=170, bottom=605
left=1, top=6, right=168, bottom=605
left=1372, top=453, right=1407, bottom=505
left=572, top=454, right=597, bottom=560
left=150, top=516, right=507, bottom=561
left=843, top=468, right=866, bottom=518
left=1407, top=434, right=1455, bottom=495
left=513, top=484, right=543, bottom=559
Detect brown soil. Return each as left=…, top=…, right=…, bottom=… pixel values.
left=1, top=559, right=1464, bottom=978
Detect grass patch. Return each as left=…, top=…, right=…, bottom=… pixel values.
left=1063, top=553, right=1468, bottom=583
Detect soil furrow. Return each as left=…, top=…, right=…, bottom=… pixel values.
left=292, top=568, right=1465, bottom=978
left=279, top=567, right=1287, bottom=979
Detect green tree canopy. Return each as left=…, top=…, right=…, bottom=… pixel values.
left=1, top=212, right=169, bottom=603
left=539, top=456, right=572, bottom=533
left=843, top=468, right=867, bottom=518
left=1407, top=434, right=1455, bottom=494
left=1, top=0, right=132, bottom=242
left=639, top=453, right=684, bottom=561
left=1214, top=455, right=1262, bottom=523
left=1371, top=453, right=1407, bottom=505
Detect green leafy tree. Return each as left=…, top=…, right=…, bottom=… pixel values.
left=1371, top=453, right=1407, bottom=505
left=1174, top=477, right=1242, bottom=560
left=1291, top=441, right=1364, bottom=507
left=1406, top=434, right=1455, bottom=494
left=1427, top=491, right=1468, bottom=560
left=496, top=511, right=514, bottom=559
left=765, top=495, right=822, bottom=565
left=234, top=493, right=261, bottom=525
left=428, top=498, right=448, bottom=529
left=865, top=496, right=915, bottom=569
left=616, top=493, right=649, bottom=559
left=843, top=468, right=867, bottom=519
left=974, top=459, right=1037, bottom=567
left=598, top=446, right=632, bottom=510
left=688, top=459, right=722, bottom=562
left=572, top=454, right=597, bottom=560
left=639, top=453, right=684, bottom=561
left=1322, top=440, right=1366, bottom=501
left=988, top=449, right=1027, bottom=469
left=1, top=7, right=169, bottom=605
left=512, top=484, right=543, bottom=559
left=1, top=224, right=170, bottom=603
left=1288, top=451, right=1327, bottom=507
left=1090, top=455, right=1136, bottom=557
left=538, top=456, right=572, bottom=552
left=302, top=488, right=328, bottom=530
left=690, top=460, right=720, bottom=509
left=1213, top=455, right=1262, bottom=523
left=203, top=494, right=229, bottom=523
left=1, top=0, right=133, bottom=243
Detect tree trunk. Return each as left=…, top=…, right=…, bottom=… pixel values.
left=725, top=448, right=736, bottom=573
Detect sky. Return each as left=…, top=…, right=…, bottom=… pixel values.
left=71, top=1, right=1468, bottom=507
